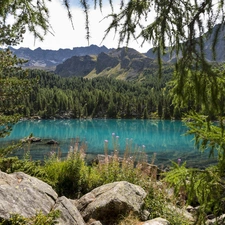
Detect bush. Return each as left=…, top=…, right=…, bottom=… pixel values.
left=164, top=161, right=225, bottom=224
left=0, top=210, right=60, bottom=225
left=55, top=152, right=99, bottom=198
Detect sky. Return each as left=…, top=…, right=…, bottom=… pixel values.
left=15, top=0, right=153, bottom=53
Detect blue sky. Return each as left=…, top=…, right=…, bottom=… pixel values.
left=15, top=0, right=152, bottom=53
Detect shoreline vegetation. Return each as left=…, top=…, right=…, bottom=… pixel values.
left=0, top=137, right=193, bottom=224
left=0, top=136, right=221, bottom=224
left=8, top=134, right=219, bottom=169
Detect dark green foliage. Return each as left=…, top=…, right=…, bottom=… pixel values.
left=0, top=49, right=30, bottom=138
left=168, top=62, right=225, bottom=116
left=0, top=157, right=20, bottom=173
left=0, top=151, right=47, bottom=181
left=144, top=184, right=190, bottom=225
left=0, top=49, right=33, bottom=157
left=56, top=152, right=89, bottom=198
left=4, top=62, right=223, bottom=122
left=11, top=69, right=176, bottom=119
left=164, top=161, right=225, bottom=223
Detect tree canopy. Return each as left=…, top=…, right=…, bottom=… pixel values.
left=1, top=0, right=224, bottom=49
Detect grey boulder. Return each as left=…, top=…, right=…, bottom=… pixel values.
left=76, top=181, right=147, bottom=224
left=53, top=196, right=85, bottom=225
left=0, top=171, right=57, bottom=219
left=0, top=171, right=85, bottom=225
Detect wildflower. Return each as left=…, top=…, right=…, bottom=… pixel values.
left=50, top=151, right=56, bottom=156
left=178, top=158, right=181, bottom=165
left=104, top=140, right=109, bottom=156
left=112, top=133, right=115, bottom=136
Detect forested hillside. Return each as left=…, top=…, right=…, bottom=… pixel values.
left=11, top=69, right=175, bottom=120
left=3, top=58, right=223, bottom=121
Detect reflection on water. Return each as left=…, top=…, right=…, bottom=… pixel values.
left=0, top=119, right=218, bottom=168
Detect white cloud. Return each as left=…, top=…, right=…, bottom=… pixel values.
left=15, top=0, right=152, bottom=53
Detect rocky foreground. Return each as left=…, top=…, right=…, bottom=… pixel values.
left=0, top=171, right=223, bottom=225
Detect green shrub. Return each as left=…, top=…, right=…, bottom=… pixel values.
left=53, top=152, right=100, bottom=198
left=0, top=210, right=60, bottom=225
left=0, top=152, right=47, bottom=181
left=164, top=161, right=225, bottom=224
left=144, top=182, right=190, bottom=225
left=42, top=152, right=65, bottom=188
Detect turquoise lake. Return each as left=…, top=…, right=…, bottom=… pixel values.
left=0, top=119, right=217, bottom=168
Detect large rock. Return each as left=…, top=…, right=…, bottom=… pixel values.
left=206, top=214, right=225, bottom=225
left=0, top=171, right=57, bottom=219
left=53, top=196, right=85, bottom=225
left=76, top=181, right=147, bottom=224
left=0, top=171, right=85, bottom=225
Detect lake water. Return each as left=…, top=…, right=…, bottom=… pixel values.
left=0, top=119, right=217, bottom=168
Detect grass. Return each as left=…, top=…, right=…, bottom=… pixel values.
left=0, top=210, right=60, bottom=225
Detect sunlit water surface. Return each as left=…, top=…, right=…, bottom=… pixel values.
left=0, top=119, right=217, bottom=168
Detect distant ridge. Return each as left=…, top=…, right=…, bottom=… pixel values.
left=8, top=44, right=112, bottom=69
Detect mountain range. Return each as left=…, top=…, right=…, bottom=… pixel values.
left=55, top=47, right=160, bottom=80
left=8, top=45, right=111, bottom=69
left=7, top=24, right=225, bottom=79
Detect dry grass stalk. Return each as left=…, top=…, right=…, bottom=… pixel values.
left=67, top=138, right=87, bottom=159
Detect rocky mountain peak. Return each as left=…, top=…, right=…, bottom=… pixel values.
left=55, top=55, right=97, bottom=77
left=55, top=47, right=155, bottom=80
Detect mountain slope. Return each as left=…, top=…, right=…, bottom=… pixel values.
left=55, top=55, right=97, bottom=77
left=145, top=24, right=225, bottom=62
left=55, top=47, right=158, bottom=80
left=4, top=24, right=224, bottom=76
left=202, top=24, right=225, bottom=62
